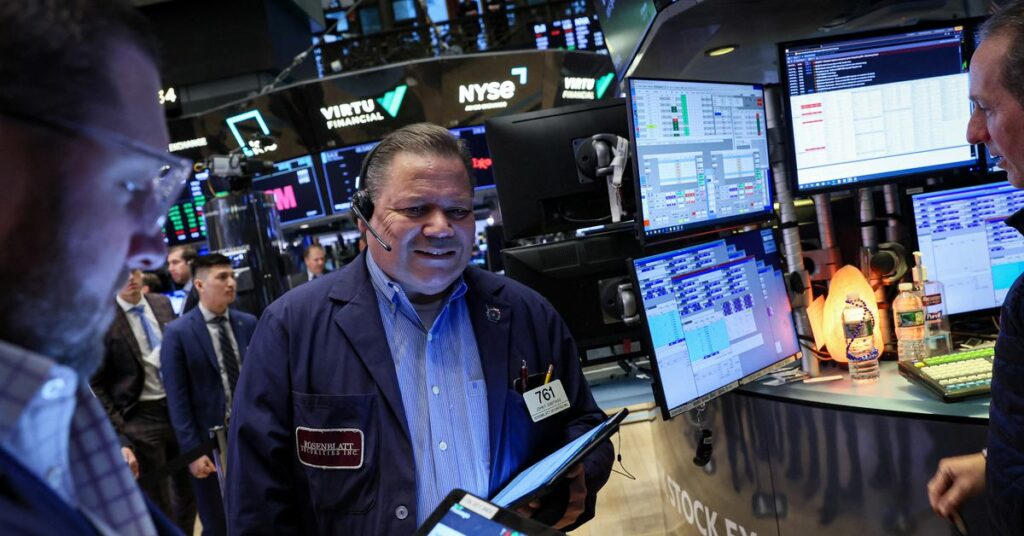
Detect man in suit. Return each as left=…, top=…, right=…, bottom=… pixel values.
left=162, top=254, right=258, bottom=536
left=288, top=243, right=331, bottom=288
left=168, top=245, right=199, bottom=314
left=0, top=0, right=190, bottom=534
left=91, top=269, right=197, bottom=533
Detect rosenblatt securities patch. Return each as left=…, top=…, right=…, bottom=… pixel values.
left=295, top=427, right=364, bottom=469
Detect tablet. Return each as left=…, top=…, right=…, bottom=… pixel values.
left=414, top=489, right=564, bottom=536
left=490, top=408, right=628, bottom=509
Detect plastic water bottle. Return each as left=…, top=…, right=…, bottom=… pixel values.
left=893, top=282, right=927, bottom=363
left=843, top=292, right=880, bottom=383
left=912, top=252, right=953, bottom=357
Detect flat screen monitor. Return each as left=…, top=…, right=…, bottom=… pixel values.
left=631, top=228, right=800, bottom=419
left=503, top=229, right=645, bottom=365
left=449, top=125, right=495, bottom=189
left=626, top=78, right=773, bottom=244
left=486, top=99, right=635, bottom=240
left=912, top=181, right=1024, bottom=315
left=320, top=141, right=377, bottom=214
left=780, top=23, right=979, bottom=193
left=163, top=170, right=211, bottom=245
left=252, top=155, right=328, bottom=225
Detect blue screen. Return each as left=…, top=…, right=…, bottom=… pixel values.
left=634, top=228, right=800, bottom=417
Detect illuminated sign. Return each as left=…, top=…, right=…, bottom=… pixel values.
left=458, top=67, right=529, bottom=112
left=320, top=84, right=408, bottom=130
left=268, top=185, right=298, bottom=211
left=159, top=87, right=178, bottom=105
left=561, top=73, right=615, bottom=100
left=225, top=110, right=279, bottom=157
left=168, top=137, right=208, bottom=153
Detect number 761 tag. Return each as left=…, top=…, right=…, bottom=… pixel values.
left=523, top=380, right=571, bottom=422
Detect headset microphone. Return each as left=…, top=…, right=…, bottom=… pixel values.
left=351, top=190, right=392, bottom=252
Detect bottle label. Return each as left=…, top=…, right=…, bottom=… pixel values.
left=922, top=294, right=942, bottom=306
left=896, top=310, right=924, bottom=328
left=926, top=311, right=943, bottom=322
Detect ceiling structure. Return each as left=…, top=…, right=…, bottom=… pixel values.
left=629, top=0, right=990, bottom=84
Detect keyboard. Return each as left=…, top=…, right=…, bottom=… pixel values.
left=897, top=346, right=995, bottom=402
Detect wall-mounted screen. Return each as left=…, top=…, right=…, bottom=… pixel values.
left=252, top=155, right=328, bottom=225
left=627, top=78, right=773, bottom=244
left=780, top=23, right=978, bottom=193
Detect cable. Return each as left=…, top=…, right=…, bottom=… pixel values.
left=609, top=430, right=636, bottom=480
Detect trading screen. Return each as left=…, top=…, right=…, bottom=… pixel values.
left=163, top=171, right=210, bottom=245
left=252, top=155, right=327, bottom=225
left=783, top=25, right=976, bottom=191
left=913, top=182, right=1024, bottom=314
left=320, top=142, right=377, bottom=213
left=633, top=229, right=799, bottom=417
left=629, top=79, right=773, bottom=241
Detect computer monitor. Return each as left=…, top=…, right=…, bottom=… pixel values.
left=630, top=228, right=801, bottom=419
left=779, top=22, right=979, bottom=193
left=486, top=99, right=635, bottom=240
left=320, top=141, right=377, bottom=214
left=626, top=78, right=773, bottom=244
left=502, top=229, right=645, bottom=365
left=163, top=170, right=211, bottom=245
left=449, top=125, right=495, bottom=189
left=912, top=181, right=1024, bottom=315
left=251, top=155, right=328, bottom=225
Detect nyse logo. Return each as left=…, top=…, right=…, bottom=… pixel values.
left=458, top=67, right=527, bottom=112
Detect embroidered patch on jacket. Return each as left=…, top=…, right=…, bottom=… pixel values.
left=295, top=427, right=364, bottom=469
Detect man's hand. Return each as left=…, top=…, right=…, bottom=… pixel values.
left=927, top=452, right=986, bottom=518
left=121, top=447, right=139, bottom=479
left=514, top=463, right=588, bottom=529
left=189, top=455, right=217, bottom=479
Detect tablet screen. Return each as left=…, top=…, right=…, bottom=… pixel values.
left=426, top=501, right=520, bottom=536
left=490, top=416, right=616, bottom=508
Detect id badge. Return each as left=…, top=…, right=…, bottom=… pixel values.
left=523, top=380, right=570, bottom=422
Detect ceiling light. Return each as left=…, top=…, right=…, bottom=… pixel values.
left=705, top=45, right=737, bottom=57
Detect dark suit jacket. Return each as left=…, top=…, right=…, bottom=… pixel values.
left=181, top=286, right=199, bottom=315
left=91, top=294, right=176, bottom=436
left=0, top=445, right=182, bottom=535
left=288, top=268, right=331, bottom=290
left=161, top=306, right=257, bottom=453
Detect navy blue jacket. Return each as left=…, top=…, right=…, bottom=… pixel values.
left=0, top=444, right=182, bottom=535
left=227, top=253, right=613, bottom=535
left=161, top=306, right=257, bottom=453
left=990, top=209, right=1024, bottom=535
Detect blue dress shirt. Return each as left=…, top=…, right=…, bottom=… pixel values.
left=366, top=250, right=490, bottom=524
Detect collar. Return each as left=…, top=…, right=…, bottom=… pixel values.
left=0, top=340, right=78, bottom=441
left=183, top=280, right=193, bottom=293
left=365, top=248, right=468, bottom=311
left=115, top=295, right=145, bottom=313
left=1007, top=206, right=1024, bottom=236
left=198, top=303, right=231, bottom=323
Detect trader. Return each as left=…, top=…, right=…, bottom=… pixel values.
left=928, top=3, right=1024, bottom=533
left=227, top=123, right=613, bottom=534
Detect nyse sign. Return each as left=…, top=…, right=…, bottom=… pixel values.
left=457, top=67, right=528, bottom=112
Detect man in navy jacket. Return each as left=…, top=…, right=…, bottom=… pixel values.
left=928, top=3, right=1024, bottom=533
left=163, top=254, right=257, bottom=535
left=227, top=124, right=613, bottom=534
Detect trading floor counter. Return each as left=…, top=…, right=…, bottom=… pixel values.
left=592, top=361, right=992, bottom=536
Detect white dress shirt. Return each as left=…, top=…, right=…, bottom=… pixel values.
left=115, top=296, right=165, bottom=401
left=198, top=304, right=241, bottom=416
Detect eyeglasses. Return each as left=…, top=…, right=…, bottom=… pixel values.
left=0, top=109, right=192, bottom=234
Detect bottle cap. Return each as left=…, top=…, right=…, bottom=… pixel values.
left=846, top=292, right=859, bottom=300
left=898, top=282, right=913, bottom=291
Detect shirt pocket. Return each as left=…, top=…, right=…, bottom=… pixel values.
left=292, top=392, right=379, bottom=514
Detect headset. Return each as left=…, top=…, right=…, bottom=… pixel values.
left=350, top=143, right=393, bottom=252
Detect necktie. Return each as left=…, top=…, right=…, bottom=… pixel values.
left=213, top=316, right=240, bottom=396
left=129, top=305, right=161, bottom=352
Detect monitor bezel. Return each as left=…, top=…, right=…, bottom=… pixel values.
left=777, top=20, right=982, bottom=195
left=625, top=76, right=776, bottom=247
left=627, top=225, right=801, bottom=420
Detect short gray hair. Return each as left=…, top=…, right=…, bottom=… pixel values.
left=364, top=123, right=475, bottom=202
left=980, top=1, right=1024, bottom=108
